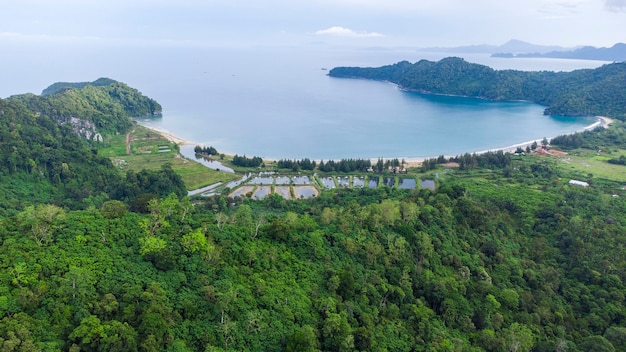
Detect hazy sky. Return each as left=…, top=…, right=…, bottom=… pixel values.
left=1, top=0, right=625, bottom=48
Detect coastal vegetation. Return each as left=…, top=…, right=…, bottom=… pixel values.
left=102, top=126, right=238, bottom=191
left=194, top=145, right=219, bottom=157
left=231, top=155, right=264, bottom=168
left=2, top=77, right=626, bottom=351
left=329, top=57, right=626, bottom=120
left=276, top=158, right=317, bottom=171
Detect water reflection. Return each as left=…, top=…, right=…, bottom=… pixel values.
left=337, top=176, right=350, bottom=188
left=368, top=176, right=379, bottom=188
left=294, top=186, right=318, bottom=199
left=249, top=177, right=274, bottom=185
left=225, top=173, right=435, bottom=199
left=320, top=177, right=336, bottom=189
left=179, top=145, right=234, bottom=173
left=353, top=177, right=365, bottom=188
left=253, top=186, right=271, bottom=199
left=275, top=176, right=291, bottom=185
left=420, top=179, right=436, bottom=190
left=274, top=186, right=291, bottom=199
left=398, top=178, right=416, bottom=189
left=292, top=176, right=311, bottom=185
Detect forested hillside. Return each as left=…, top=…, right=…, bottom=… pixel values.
left=2, top=79, right=626, bottom=351
left=2, top=163, right=626, bottom=351
left=0, top=80, right=180, bottom=216
left=329, top=58, right=626, bottom=120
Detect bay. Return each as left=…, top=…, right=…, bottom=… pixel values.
left=133, top=46, right=599, bottom=160
left=0, top=44, right=604, bottom=160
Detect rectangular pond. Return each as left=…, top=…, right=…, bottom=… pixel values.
left=320, top=177, right=336, bottom=190
left=353, top=176, right=365, bottom=188
left=398, top=178, right=417, bottom=189
left=368, top=176, right=379, bottom=188
left=274, top=186, right=292, bottom=199
left=420, top=179, right=436, bottom=190
left=229, top=186, right=254, bottom=198
left=275, top=176, right=291, bottom=185
left=294, top=186, right=318, bottom=199
left=337, top=176, right=350, bottom=188
left=248, top=176, right=274, bottom=185
left=292, top=176, right=312, bottom=185
left=253, top=186, right=272, bottom=199
left=384, top=177, right=395, bottom=188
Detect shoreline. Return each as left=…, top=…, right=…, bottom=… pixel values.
left=138, top=116, right=612, bottom=168
left=471, top=115, right=612, bottom=156
left=136, top=122, right=196, bottom=146
left=396, top=116, right=613, bottom=167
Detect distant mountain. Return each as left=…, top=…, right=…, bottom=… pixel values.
left=493, top=43, right=626, bottom=62
left=419, top=39, right=570, bottom=54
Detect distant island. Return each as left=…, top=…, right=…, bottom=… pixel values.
left=492, top=43, right=626, bottom=62
left=419, top=39, right=626, bottom=62
left=329, top=57, right=626, bottom=120
left=419, top=39, right=570, bottom=55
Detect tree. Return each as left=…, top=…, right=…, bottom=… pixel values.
left=69, top=315, right=106, bottom=350
left=578, top=336, right=616, bottom=352
left=502, top=323, right=534, bottom=352
left=100, top=200, right=127, bottom=219
left=101, top=321, right=138, bottom=352
left=17, top=204, right=66, bottom=245
left=286, top=325, right=320, bottom=352
left=322, top=313, right=353, bottom=352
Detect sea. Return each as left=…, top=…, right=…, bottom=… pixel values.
left=0, top=44, right=608, bottom=160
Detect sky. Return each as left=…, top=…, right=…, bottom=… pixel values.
left=0, top=0, right=624, bottom=97
left=1, top=0, right=625, bottom=49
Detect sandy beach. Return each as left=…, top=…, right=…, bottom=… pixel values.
left=139, top=124, right=196, bottom=146
left=138, top=115, right=612, bottom=168
left=375, top=116, right=613, bottom=167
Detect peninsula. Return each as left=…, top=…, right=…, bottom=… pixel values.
left=329, top=57, right=626, bottom=120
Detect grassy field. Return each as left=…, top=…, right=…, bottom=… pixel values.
left=100, top=125, right=239, bottom=190
left=554, top=148, right=626, bottom=183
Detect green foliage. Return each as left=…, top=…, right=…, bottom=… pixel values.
left=0, top=83, right=179, bottom=215
left=276, top=158, right=317, bottom=171
left=330, top=58, right=626, bottom=119
left=100, top=200, right=128, bottom=219
left=2, top=77, right=626, bottom=351
left=41, top=77, right=118, bottom=96
left=231, top=154, right=263, bottom=168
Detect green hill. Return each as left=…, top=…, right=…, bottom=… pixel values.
left=41, top=77, right=119, bottom=96
left=0, top=81, right=180, bottom=216
left=1, top=78, right=626, bottom=351
left=329, top=57, right=626, bottom=120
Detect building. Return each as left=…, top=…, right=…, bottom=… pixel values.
left=568, top=180, right=589, bottom=187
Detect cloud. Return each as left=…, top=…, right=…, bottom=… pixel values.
left=314, top=26, right=383, bottom=38
left=605, top=0, right=626, bottom=11
left=538, top=0, right=588, bottom=15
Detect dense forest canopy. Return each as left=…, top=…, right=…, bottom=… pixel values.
left=0, top=80, right=180, bottom=216
left=329, top=57, right=626, bottom=120
left=2, top=78, right=626, bottom=351
left=41, top=78, right=119, bottom=96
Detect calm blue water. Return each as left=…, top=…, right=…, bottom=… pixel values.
left=0, top=44, right=602, bottom=159
left=133, top=46, right=597, bottom=160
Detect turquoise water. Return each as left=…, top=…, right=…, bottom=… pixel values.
left=0, top=43, right=599, bottom=160
left=132, top=47, right=597, bottom=160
